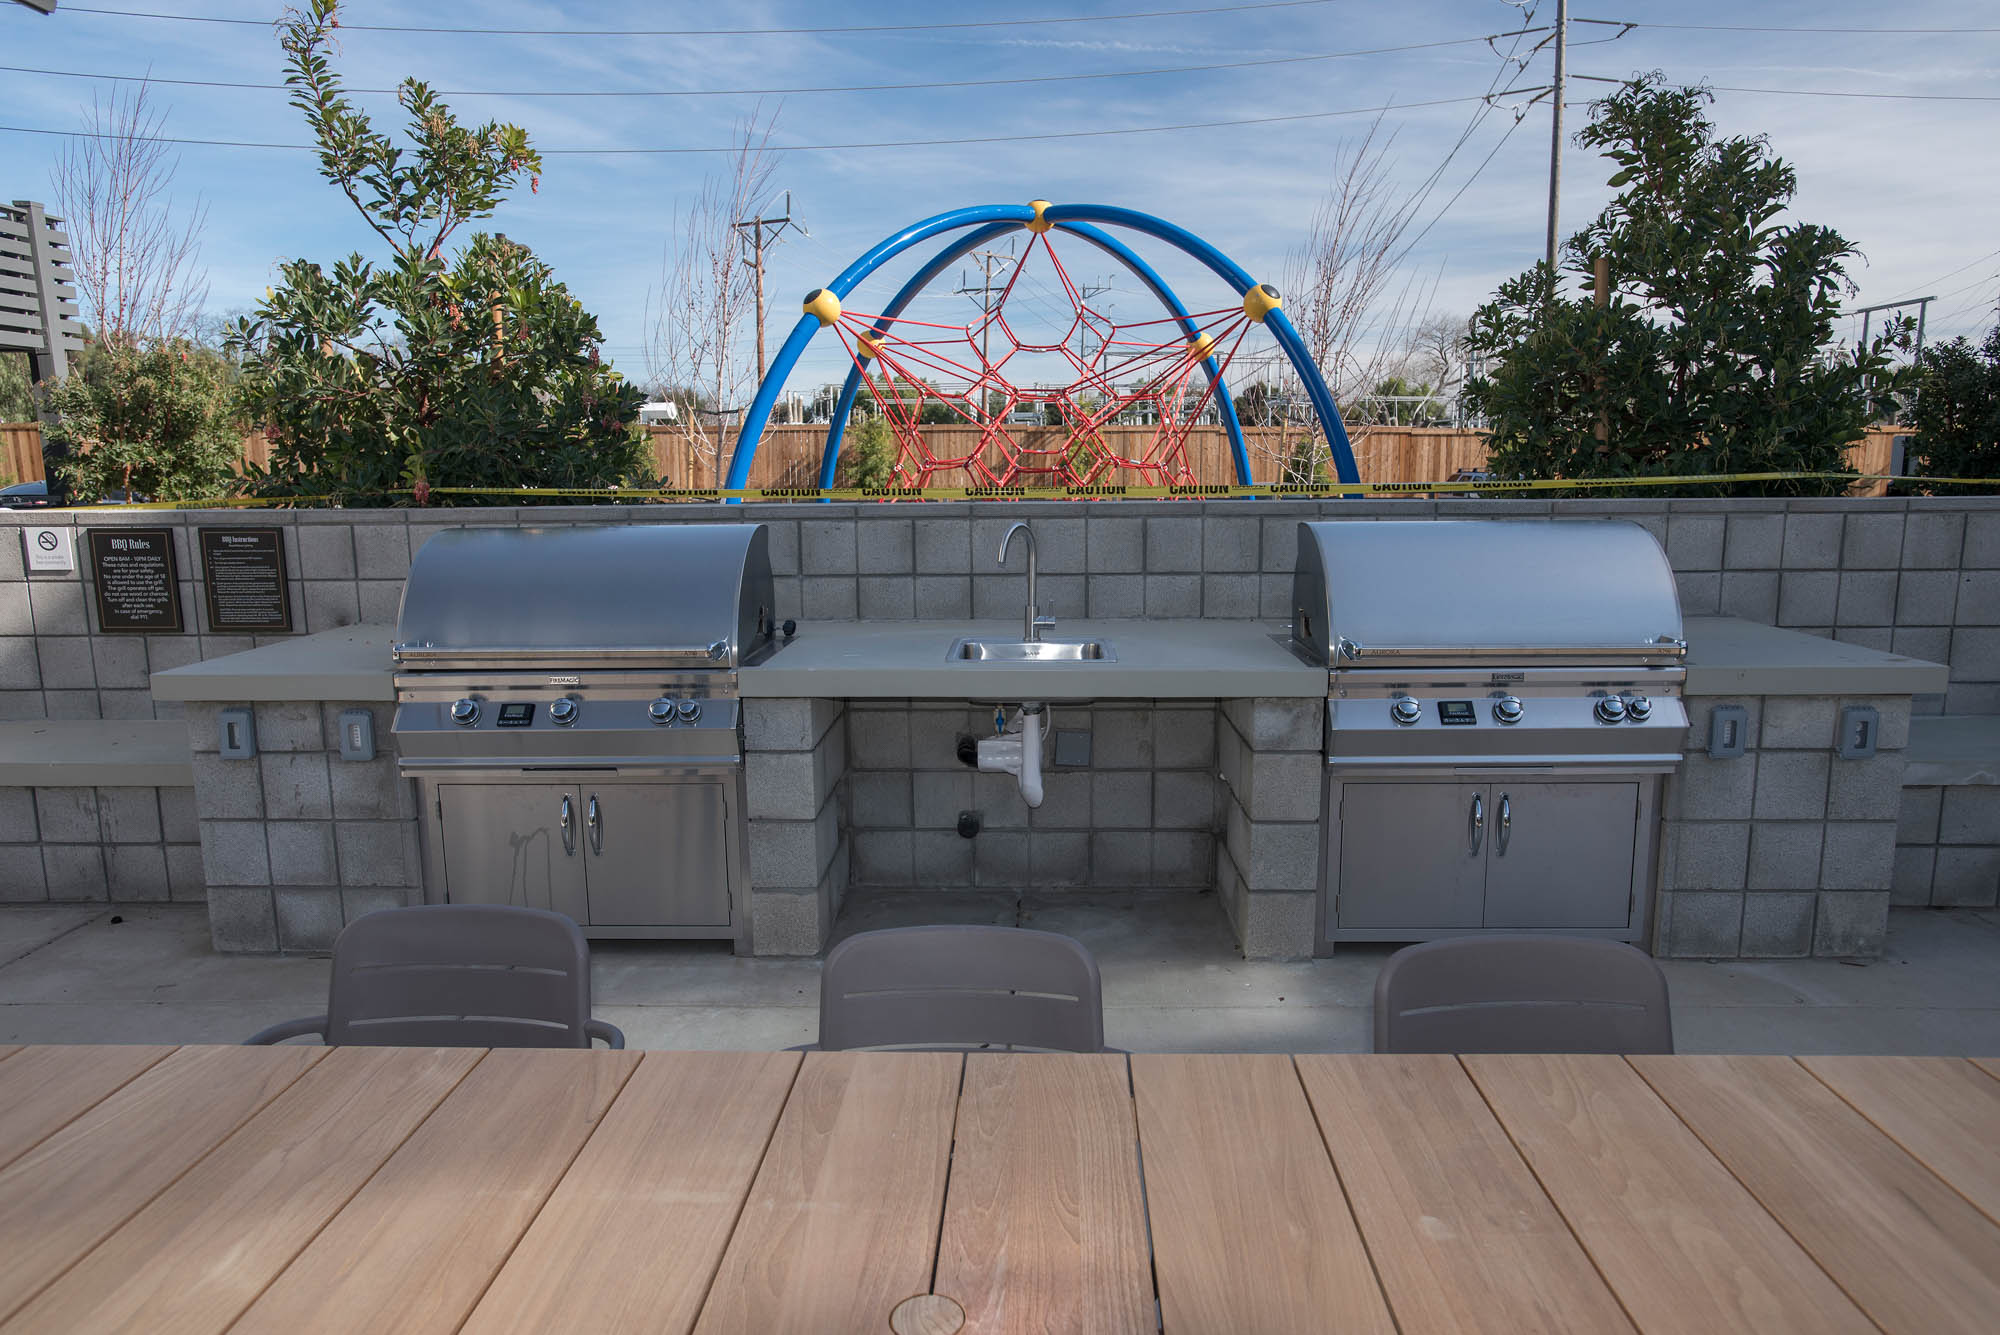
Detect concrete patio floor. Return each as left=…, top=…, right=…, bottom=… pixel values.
left=0, top=892, right=1994, bottom=1054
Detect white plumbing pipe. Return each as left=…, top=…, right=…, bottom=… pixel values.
left=975, top=703, right=1046, bottom=807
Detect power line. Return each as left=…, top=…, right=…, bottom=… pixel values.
left=58, top=0, right=1366, bottom=37
left=1571, top=74, right=2000, bottom=102
left=0, top=92, right=1503, bottom=154
left=1576, top=17, right=2000, bottom=34
left=0, top=31, right=1547, bottom=100
left=1912, top=248, right=2000, bottom=293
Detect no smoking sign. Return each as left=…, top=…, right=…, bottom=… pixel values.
left=22, top=526, right=74, bottom=574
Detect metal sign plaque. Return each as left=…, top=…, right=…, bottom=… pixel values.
left=86, top=528, right=184, bottom=633
left=21, top=526, right=74, bottom=574
left=198, top=527, right=293, bottom=632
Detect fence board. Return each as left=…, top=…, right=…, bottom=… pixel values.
left=0, top=420, right=1921, bottom=495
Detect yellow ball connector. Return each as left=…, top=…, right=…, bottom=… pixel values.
left=802, top=287, right=842, bottom=328
left=1242, top=283, right=1283, bottom=323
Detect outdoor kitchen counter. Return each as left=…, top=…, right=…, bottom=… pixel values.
left=140, top=616, right=1949, bottom=705
left=1681, top=616, right=1947, bottom=697
left=149, top=624, right=395, bottom=703
left=739, top=618, right=1322, bottom=700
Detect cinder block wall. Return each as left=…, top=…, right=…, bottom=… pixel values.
left=0, top=785, right=202, bottom=903
left=1661, top=694, right=1912, bottom=958
left=8, top=496, right=2000, bottom=722
left=842, top=701, right=1219, bottom=894
left=185, top=701, right=420, bottom=951
left=742, top=698, right=848, bottom=956
left=1894, top=785, right=2000, bottom=909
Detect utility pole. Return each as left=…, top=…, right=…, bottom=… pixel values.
left=1545, top=0, right=1568, bottom=271
left=732, top=191, right=804, bottom=383
left=957, top=239, right=1018, bottom=415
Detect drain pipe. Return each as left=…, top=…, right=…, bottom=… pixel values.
left=976, top=703, right=1045, bottom=807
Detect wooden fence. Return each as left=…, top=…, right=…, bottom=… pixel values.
left=0, top=420, right=1916, bottom=495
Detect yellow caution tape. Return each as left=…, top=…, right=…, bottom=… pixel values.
left=28, top=472, right=2000, bottom=510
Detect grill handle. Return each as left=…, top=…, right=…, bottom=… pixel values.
left=1497, top=793, right=1512, bottom=856
left=587, top=794, right=602, bottom=855
left=559, top=794, right=575, bottom=856
left=1469, top=793, right=1484, bottom=856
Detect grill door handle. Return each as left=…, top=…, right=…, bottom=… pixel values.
left=587, top=794, right=602, bottom=855
left=559, top=794, right=574, bottom=856
left=1469, top=793, right=1485, bottom=855
left=1497, top=793, right=1512, bottom=856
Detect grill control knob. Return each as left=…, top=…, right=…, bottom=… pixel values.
left=1625, top=695, right=1653, bottom=721
left=1390, top=697, right=1423, bottom=726
left=1492, top=696, right=1524, bottom=725
left=1594, top=695, right=1629, bottom=724
left=549, top=697, right=579, bottom=727
left=449, top=698, right=480, bottom=727
left=648, top=697, right=676, bottom=726
left=676, top=698, right=703, bottom=723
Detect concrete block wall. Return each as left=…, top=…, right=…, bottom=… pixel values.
left=12, top=496, right=2000, bottom=723
left=1215, top=696, right=1326, bottom=959
left=843, top=701, right=1219, bottom=895
left=186, top=701, right=420, bottom=952
left=1893, top=785, right=2000, bottom=909
left=0, top=784, right=202, bottom=903
left=1659, top=694, right=1911, bottom=959
left=742, top=698, right=847, bottom=956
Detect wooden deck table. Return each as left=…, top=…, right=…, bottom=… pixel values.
left=0, top=1046, right=1995, bottom=1334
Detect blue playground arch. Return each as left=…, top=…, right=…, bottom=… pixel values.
left=723, top=202, right=1359, bottom=489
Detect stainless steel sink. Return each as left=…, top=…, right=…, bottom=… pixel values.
left=949, top=638, right=1117, bottom=662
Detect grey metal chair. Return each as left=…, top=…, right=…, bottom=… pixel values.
left=245, top=904, right=624, bottom=1049
left=815, top=924, right=1107, bottom=1052
left=1373, top=935, right=1673, bottom=1054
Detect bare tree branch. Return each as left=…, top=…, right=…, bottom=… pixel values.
left=643, top=109, right=779, bottom=487
left=1271, top=115, right=1437, bottom=473
left=50, top=81, right=209, bottom=348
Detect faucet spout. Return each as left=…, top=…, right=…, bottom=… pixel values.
left=999, top=521, right=1053, bottom=642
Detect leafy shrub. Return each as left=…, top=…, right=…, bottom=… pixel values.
left=46, top=340, right=242, bottom=502
left=1907, top=326, right=2000, bottom=486
left=229, top=0, right=648, bottom=505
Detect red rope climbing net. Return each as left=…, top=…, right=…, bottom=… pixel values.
left=831, top=230, right=1257, bottom=488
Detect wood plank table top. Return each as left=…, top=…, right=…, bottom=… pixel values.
left=0, top=1047, right=1995, bottom=1334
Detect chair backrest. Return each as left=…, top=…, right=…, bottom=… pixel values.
left=818, top=925, right=1105, bottom=1052
left=1374, top=935, right=1673, bottom=1054
left=324, top=905, right=596, bottom=1048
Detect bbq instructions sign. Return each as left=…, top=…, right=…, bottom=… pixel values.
left=198, top=527, right=294, bottom=633
left=85, top=528, right=184, bottom=633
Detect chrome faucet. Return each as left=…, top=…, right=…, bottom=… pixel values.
left=999, top=521, right=1056, bottom=642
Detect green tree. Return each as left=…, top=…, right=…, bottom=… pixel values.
left=836, top=413, right=898, bottom=489
left=229, top=0, right=647, bottom=504
left=0, top=352, right=35, bottom=421
left=46, top=340, right=242, bottom=502
left=1907, top=324, right=2000, bottom=487
left=1462, top=76, right=1903, bottom=495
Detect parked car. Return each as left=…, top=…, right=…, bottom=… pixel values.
left=0, top=480, right=56, bottom=509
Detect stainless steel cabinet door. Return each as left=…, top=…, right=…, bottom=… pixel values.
left=1334, top=782, right=1489, bottom=929
left=1483, top=781, right=1639, bottom=928
left=579, top=781, right=733, bottom=927
left=435, top=783, right=589, bottom=922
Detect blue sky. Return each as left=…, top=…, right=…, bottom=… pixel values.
left=3, top=0, right=1996, bottom=397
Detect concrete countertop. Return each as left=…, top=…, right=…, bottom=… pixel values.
left=1681, top=616, right=1947, bottom=698
left=150, top=625, right=395, bottom=703
left=138, top=615, right=1950, bottom=707
left=741, top=620, right=1322, bottom=700
left=1904, top=716, right=2000, bottom=786
left=0, top=720, right=194, bottom=787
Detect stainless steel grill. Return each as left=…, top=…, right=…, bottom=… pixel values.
left=392, top=524, right=776, bottom=944
left=1290, top=520, right=1686, bottom=951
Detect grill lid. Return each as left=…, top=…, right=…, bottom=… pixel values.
left=1291, top=520, right=1684, bottom=668
left=393, top=523, right=773, bottom=669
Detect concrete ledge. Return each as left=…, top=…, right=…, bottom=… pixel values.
left=0, top=721, right=193, bottom=787
left=150, top=625, right=395, bottom=703
left=1684, top=616, right=1947, bottom=697
left=1904, top=716, right=2000, bottom=787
